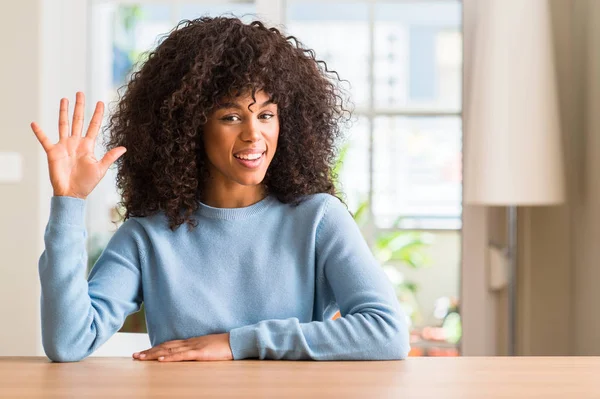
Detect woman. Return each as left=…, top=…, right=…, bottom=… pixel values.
left=31, top=17, right=410, bottom=362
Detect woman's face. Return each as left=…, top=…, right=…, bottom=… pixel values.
left=203, top=90, right=279, bottom=191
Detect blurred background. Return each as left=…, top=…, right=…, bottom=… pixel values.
left=1, top=0, right=598, bottom=358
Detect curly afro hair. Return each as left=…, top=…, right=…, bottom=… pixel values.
left=105, top=16, right=352, bottom=230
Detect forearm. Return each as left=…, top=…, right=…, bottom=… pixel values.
left=39, top=197, right=100, bottom=362
left=229, top=305, right=409, bottom=360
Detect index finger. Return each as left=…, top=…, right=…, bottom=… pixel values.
left=85, top=101, right=104, bottom=141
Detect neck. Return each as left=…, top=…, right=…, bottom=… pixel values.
left=202, top=183, right=267, bottom=208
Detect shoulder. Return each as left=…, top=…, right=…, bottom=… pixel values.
left=124, top=211, right=172, bottom=234
left=301, top=194, right=363, bottom=251
left=285, top=193, right=353, bottom=233
left=111, top=213, right=172, bottom=250
left=110, top=217, right=151, bottom=244
left=284, top=193, right=348, bottom=219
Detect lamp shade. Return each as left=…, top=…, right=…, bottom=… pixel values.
left=464, top=0, right=565, bottom=205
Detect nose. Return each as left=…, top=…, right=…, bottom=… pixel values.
left=240, top=118, right=261, bottom=143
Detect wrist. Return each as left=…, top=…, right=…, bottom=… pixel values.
left=49, top=196, right=87, bottom=226
left=53, top=191, right=86, bottom=200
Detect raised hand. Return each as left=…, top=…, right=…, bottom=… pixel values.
left=30, top=92, right=127, bottom=200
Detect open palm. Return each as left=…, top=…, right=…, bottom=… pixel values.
left=31, top=92, right=127, bottom=199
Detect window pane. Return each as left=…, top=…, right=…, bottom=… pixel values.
left=372, top=116, right=462, bottom=229
left=286, top=2, right=369, bottom=108
left=112, top=5, right=172, bottom=87
left=374, top=1, right=462, bottom=111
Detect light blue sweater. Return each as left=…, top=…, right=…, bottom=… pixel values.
left=39, top=193, right=410, bottom=362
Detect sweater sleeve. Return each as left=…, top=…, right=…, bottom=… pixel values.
left=228, top=197, right=411, bottom=360
left=39, top=196, right=144, bottom=362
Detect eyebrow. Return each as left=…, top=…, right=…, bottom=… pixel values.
left=217, top=99, right=275, bottom=111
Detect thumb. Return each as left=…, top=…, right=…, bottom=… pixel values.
left=99, top=147, right=127, bottom=172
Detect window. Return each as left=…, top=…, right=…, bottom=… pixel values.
left=287, top=0, right=463, bottom=356
left=88, top=0, right=463, bottom=356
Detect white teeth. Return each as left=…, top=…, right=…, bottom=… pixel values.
left=235, top=153, right=262, bottom=160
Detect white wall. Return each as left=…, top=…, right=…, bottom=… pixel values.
left=0, top=0, right=43, bottom=356
left=0, top=0, right=88, bottom=356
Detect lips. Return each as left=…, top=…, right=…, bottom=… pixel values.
left=234, top=152, right=264, bottom=169
left=233, top=149, right=265, bottom=156
left=233, top=148, right=266, bottom=161
left=234, top=152, right=264, bottom=160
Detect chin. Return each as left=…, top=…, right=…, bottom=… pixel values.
left=235, top=174, right=267, bottom=187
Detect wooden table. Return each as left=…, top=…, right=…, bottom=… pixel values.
left=1, top=357, right=598, bottom=398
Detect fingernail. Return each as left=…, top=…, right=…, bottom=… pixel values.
left=133, top=352, right=139, bottom=357
left=139, top=354, right=146, bottom=359
left=158, top=356, right=164, bottom=361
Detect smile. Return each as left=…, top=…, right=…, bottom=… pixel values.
left=233, top=152, right=265, bottom=169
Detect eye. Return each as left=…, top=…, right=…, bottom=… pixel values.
left=221, top=115, right=241, bottom=122
left=260, top=113, right=275, bottom=120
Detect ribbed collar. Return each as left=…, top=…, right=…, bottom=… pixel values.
left=197, top=195, right=277, bottom=220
